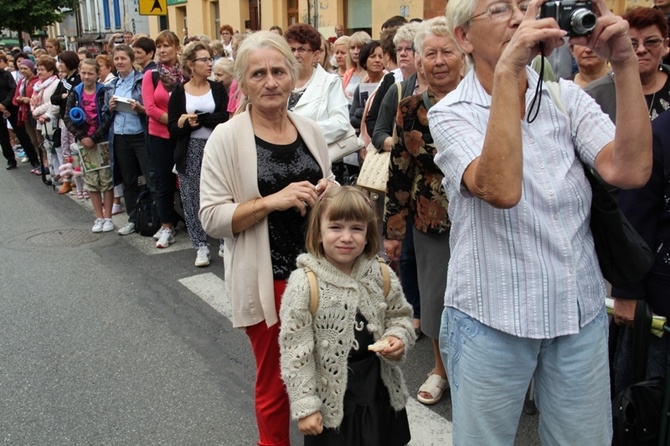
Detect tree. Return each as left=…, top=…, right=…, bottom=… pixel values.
left=0, top=0, right=79, bottom=45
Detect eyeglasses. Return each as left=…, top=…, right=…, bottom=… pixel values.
left=471, top=1, right=529, bottom=22
left=194, top=57, right=214, bottom=63
left=395, top=45, right=414, bottom=54
left=290, top=46, right=313, bottom=54
left=631, top=37, right=665, bottom=51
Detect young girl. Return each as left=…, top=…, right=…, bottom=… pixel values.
left=63, top=59, right=113, bottom=232
left=279, top=186, right=415, bottom=446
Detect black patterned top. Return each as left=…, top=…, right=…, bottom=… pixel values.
left=384, top=89, right=450, bottom=239
left=256, top=135, right=322, bottom=279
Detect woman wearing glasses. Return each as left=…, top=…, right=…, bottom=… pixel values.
left=168, top=42, right=228, bottom=267
left=284, top=24, right=349, bottom=151
left=586, top=7, right=670, bottom=121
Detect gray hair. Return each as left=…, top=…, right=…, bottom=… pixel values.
left=446, top=0, right=478, bottom=35
left=234, top=31, right=299, bottom=95
left=414, top=17, right=455, bottom=57
left=393, top=22, right=420, bottom=47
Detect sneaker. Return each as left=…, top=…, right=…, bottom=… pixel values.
left=218, top=243, right=224, bottom=258
left=195, top=244, right=210, bottom=267
left=102, top=218, right=115, bottom=232
left=156, top=227, right=175, bottom=248
left=153, top=226, right=177, bottom=240
left=118, top=222, right=136, bottom=236
left=20, top=157, right=29, bottom=164
left=92, top=218, right=104, bottom=233
left=111, top=203, right=124, bottom=215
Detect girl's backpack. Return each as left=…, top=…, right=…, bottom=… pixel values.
left=304, top=258, right=390, bottom=316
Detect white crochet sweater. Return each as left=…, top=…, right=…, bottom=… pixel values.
left=279, top=253, right=416, bottom=428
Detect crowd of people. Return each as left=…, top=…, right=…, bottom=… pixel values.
left=5, top=1, right=670, bottom=444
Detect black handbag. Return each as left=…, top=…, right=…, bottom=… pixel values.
left=584, top=166, right=654, bottom=288
left=611, top=301, right=667, bottom=446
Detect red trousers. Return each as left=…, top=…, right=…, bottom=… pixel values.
left=245, top=279, right=291, bottom=446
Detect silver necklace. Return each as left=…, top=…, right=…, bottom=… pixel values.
left=648, top=91, right=657, bottom=120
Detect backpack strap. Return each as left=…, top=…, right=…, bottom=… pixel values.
left=305, top=260, right=391, bottom=316
left=378, top=258, right=390, bottom=298
left=304, top=267, right=319, bottom=316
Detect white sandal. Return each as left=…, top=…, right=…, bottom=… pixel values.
left=417, top=372, right=449, bottom=405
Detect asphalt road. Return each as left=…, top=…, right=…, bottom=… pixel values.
left=0, top=164, right=541, bottom=445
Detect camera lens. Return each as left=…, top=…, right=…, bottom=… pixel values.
left=570, top=9, right=597, bottom=35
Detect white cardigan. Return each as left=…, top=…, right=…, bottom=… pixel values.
left=291, top=64, right=350, bottom=145
left=199, top=107, right=334, bottom=328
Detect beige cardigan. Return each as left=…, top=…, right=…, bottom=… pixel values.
left=199, top=107, right=334, bottom=328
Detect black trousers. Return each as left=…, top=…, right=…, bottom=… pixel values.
left=114, top=133, right=151, bottom=224
left=0, top=106, right=39, bottom=167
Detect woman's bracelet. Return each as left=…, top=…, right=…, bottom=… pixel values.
left=252, top=198, right=260, bottom=224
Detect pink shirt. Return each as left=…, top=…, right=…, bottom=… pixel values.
left=81, top=90, right=98, bottom=136
left=142, top=73, right=171, bottom=139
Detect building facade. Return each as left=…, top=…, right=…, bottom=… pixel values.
left=148, top=0, right=449, bottom=42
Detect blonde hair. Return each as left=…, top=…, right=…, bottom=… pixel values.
left=305, top=186, right=379, bottom=259
left=346, top=31, right=372, bottom=69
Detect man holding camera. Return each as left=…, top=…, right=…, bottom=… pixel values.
left=430, top=0, right=651, bottom=444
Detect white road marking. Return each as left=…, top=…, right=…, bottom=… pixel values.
left=179, top=273, right=231, bottom=319
left=179, top=273, right=453, bottom=446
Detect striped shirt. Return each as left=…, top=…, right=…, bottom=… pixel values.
left=429, top=68, right=613, bottom=339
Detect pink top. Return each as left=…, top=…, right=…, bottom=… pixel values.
left=227, top=79, right=242, bottom=114
left=142, top=73, right=171, bottom=139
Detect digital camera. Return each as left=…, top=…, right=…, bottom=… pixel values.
left=540, top=0, right=597, bottom=36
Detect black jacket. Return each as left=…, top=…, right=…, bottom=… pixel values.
left=167, top=80, right=229, bottom=174
left=0, top=70, right=16, bottom=110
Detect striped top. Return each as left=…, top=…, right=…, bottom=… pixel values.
left=429, top=68, right=613, bottom=339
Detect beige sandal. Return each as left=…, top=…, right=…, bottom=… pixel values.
left=417, top=372, right=449, bottom=405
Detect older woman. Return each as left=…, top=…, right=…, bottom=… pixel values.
left=168, top=42, right=228, bottom=267
left=384, top=16, right=464, bottom=406
left=219, top=24, right=234, bottom=60
left=332, top=36, right=349, bottom=78
left=342, top=31, right=371, bottom=104
left=30, top=56, right=60, bottom=181
left=12, top=59, right=41, bottom=172
left=284, top=23, right=349, bottom=148
left=586, top=7, right=670, bottom=121
left=212, top=57, right=234, bottom=94
left=369, top=22, right=422, bottom=151
left=432, top=0, right=650, bottom=442
left=143, top=30, right=183, bottom=248
left=103, top=45, right=149, bottom=236
left=199, top=31, right=336, bottom=446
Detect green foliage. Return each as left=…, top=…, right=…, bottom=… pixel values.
left=0, top=0, right=79, bottom=35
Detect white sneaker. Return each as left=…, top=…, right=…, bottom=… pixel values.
left=218, top=243, right=224, bottom=258
left=153, top=226, right=177, bottom=240
left=102, top=218, right=115, bottom=232
left=156, top=227, right=175, bottom=248
left=92, top=218, right=104, bottom=233
left=117, top=222, right=136, bottom=236
left=195, top=244, right=210, bottom=267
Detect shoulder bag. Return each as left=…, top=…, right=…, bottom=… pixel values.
left=356, top=82, right=402, bottom=193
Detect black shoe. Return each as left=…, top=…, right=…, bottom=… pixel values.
left=6, top=161, right=17, bottom=170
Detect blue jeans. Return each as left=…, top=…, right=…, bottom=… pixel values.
left=440, top=306, right=611, bottom=446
